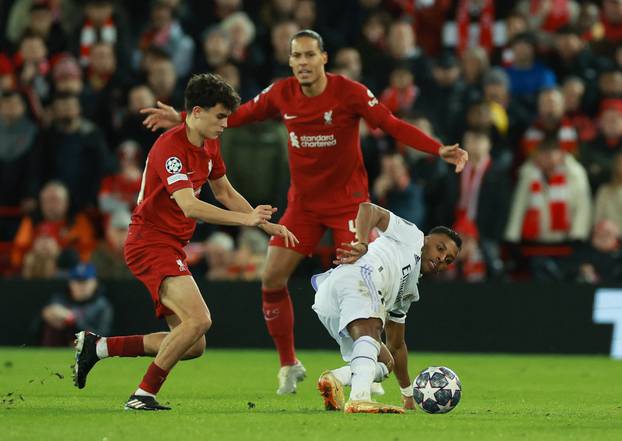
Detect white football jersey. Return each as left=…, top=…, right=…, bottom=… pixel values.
left=354, top=212, right=424, bottom=323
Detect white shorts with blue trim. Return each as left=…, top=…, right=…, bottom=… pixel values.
left=311, top=264, right=386, bottom=361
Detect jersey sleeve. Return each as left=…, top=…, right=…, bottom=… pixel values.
left=387, top=299, right=414, bottom=324
left=347, top=80, right=441, bottom=155
left=380, top=212, right=424, bottom=248
left=227, top=83, right=281, bottom=127
left=151, top=141, right=193, bottom=195
left=208, top=140, right=227, bottom=181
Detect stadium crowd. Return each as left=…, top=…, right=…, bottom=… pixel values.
left=1, top=0, right=622, bottom=285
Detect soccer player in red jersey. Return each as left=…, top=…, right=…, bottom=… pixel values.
left=72, top=73, right=298, bottom=411
left=142, top=30, right=468, bottom=395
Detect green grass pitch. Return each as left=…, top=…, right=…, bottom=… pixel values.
left=1, top=348, right=621, bottom=441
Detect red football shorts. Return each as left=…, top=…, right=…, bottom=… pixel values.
left=270, top=201, right=362, bottom=255
left=124, top=225, right=191, bottom=318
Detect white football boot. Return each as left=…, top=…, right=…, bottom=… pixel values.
left=276, top=361, right=307, bottom=395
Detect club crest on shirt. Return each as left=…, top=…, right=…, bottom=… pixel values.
left=165, top=156, right=183, bottom=174
left=324, top=110, right=333, bottom=125
left=367, top=89, right=378, bottom=107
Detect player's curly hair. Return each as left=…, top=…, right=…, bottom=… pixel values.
left=184, top=73, right=241, bottom=112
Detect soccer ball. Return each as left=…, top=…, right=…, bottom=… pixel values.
left=412, top=366, right=462, bottom=414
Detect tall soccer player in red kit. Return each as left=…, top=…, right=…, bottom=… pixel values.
left=72, top=73, right=298, bottom=410
left=142, top=30, right=468, bottom=395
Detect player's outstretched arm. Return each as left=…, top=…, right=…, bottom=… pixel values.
left=172, top=187, right=272, bottom=226
left=334, top=202, right=389, bottom=265
left=141, top=101, right=182, bottom=131
left=379, top=113, right=468, bottom=173
left=208, top=175, right=299, bottom=247
left=385, top=320, right=414, bottom=410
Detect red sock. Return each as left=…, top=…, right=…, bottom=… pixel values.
left=262, top=287, right=296, bottom=366
left=139, top=362, right=169, bottom=395
left=107, top=336, right=145, bottom=357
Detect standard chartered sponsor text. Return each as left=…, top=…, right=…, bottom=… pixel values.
left=300, top=134, right=337, bottom=148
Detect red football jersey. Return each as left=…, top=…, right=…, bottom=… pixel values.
left=131, top=123, right=226, bottom=242
left=228, top=73, right=441, bottom=210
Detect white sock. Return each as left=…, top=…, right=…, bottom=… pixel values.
left=95, top=337, right=108, bottom=359
left=349, top=336, right=380, bottom=401
left=134, top=387, right=155, bottom=398
left=331, top=365, right=352, bottom=386
left=374, top=362, right=389, bottom=382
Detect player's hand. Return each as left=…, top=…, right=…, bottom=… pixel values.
left=402, top=395, right=416, bottom=410
left=439, top=143, right=468, bottom=173
left=245, top=205, right=276, bottom=226
left=333, top=240, right=368, bottom=265
left=140, top=101, right=182, bottom=131
left=260, top=222, right=300, bottom=248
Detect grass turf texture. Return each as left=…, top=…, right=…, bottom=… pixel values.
left=1, top=348, right=621, bottom=441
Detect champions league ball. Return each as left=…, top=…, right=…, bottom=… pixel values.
left=412, top=366, right=462, bottom=414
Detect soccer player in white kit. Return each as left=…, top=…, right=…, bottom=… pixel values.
left=311, top=202, right=461, bottom=414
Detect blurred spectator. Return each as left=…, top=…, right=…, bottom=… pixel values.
left=581, top=99, right=622, bottom=192
left=260, top=0, right=297, bottom=31
left=116, top=84, right=158, bottom=155
left=505, top=137, right=592, bottom=244
left=491, top=10, right=529, bottom=68
left=232, top=227, right=269, bottom=281
left=204, top=231, right=236, bottom=281
left=443, top=0, right=504, bottom=56
left=146, top=52, right=183, bottom=108
left=482, top=67, right=531, bottom=147
left=0, top=90, right=38, bottom=240
left=40, top=262, right=113, bottom=346
left=355, top=11, right=392, bottom=93
left=6, top=0, right=77, bottom=49
left=28, top=92, right=111, bottom=213
left=0, top=53, right=16, bottom=91
left=384, top=19, right=431, bottom=91
left=136, top=0, right=195, bottom=78
left=411, top=0, right=452, bottom=57
left=569, top=220, right=622, bottom=283
left=549, top=26, right=600, bottom=103
left=220, top=12, right=264, bottom=96
left=516, top=0, right=577, bottom=35
left=12, top=181, right=96, bottom=273
left=82, top=42, right=124, bottom=142
left=372, top=152, right=426, bottom=226
left=504, top=32, right=556, bottom=112
left=98, top=140, right=143, bottom=217
left=72, top=0, right=130, bottom=78
left=596, top=68, right=622, bottom=102
left=268, top=20, right=300, bottom=82
left=380, top=67, right=417, bottom=116
left=194, top=26, right=232, bottom=75
left=561, top=76, right=597, bottom=143
left=444, top=216, right=486, bottom=282
left=14, top=31, right=50, bottom=121
left=52, top=53, right=83, bottom=95
left=90, top=209, right=132, bottom=279
left=22, top=1, right=67, bottom=56
left=460, top=46, right=490, bottom=99
left=462, top=99, right=511, bottom=165
left=333, top=47, right=363, bottom=83
left=433, top=130, right=510, bottom=278
left=591, top=0, right=622, bottom=57
left=521, top=87, right=578, bottom=157
left=594, top=153, right=622, bottom=232
left=413, top=52, right=466, bottom=143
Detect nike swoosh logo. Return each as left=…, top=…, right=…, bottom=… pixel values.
left=187, top=171, right=195, bottom=174
left=283, top=114, right=297, bottom=120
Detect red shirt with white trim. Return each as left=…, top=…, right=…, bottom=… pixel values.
left=131, top=123, right=226, bottom=243
left=228, top=73, right=441, bottom=211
